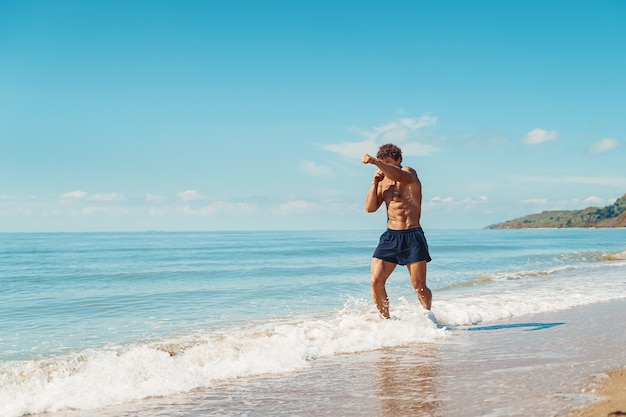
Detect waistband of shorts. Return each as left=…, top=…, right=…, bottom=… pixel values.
left=385, top=227, right=423, bottom=234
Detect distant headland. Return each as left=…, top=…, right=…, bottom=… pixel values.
left=486, top=193, right=626, bottom=229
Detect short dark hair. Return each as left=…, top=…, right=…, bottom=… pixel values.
left=376, top=143, right=402, bottom=161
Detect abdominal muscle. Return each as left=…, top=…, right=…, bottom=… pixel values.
left=382, top=181, right=422, bottom=230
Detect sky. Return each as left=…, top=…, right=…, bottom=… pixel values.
left=1, top=0, right=625, bottom=232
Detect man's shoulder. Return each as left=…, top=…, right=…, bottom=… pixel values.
left=402, top=166, right=419, bottom=177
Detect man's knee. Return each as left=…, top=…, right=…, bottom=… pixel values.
left=370, top=274, right=385, bottom=289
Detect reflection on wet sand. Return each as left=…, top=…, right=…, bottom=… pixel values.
left=375, top=344, right=441, bottom=416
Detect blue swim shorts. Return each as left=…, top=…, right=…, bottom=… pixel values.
left=372, top=227, right=432, bottom=265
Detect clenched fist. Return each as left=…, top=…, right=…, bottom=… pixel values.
left=361, top=154, right=377, bottom=165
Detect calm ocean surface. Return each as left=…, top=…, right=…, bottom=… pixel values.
left=1, top=229, right=626, bottom=416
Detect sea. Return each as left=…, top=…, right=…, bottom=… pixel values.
left=1, top=228, right=625, bottom=417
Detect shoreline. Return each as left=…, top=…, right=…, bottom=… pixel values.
left=431, top=298, right=626, bottom=416
left=567, top=367, right=626, bottom=417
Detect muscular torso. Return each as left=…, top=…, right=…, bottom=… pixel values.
left=378, top=168, right=422, bottom=230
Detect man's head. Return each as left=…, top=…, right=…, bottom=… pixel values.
left=376, top=143, right=402, bottom=163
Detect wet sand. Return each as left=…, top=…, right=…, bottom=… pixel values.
left=567, top=367, right=626, bottom=417
left=433, top=299, right=626, bottom=416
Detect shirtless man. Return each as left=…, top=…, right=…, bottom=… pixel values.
left=361, top=143, right=432, bottom=319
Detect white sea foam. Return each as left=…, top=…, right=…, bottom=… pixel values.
left=0, top=302, right=446, bottom=417
left=433, top=261, right=626, bottom=327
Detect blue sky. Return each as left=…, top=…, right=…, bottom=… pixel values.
left=1, top=0, right=625, bottom=232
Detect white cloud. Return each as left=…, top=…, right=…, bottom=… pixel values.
left=89, top=193, right=124, bottom=202
left=325, top=139, right=376, bottom=159
left=81, top=206, right=129, bottom=215
left=324, top=114, right=440, bottom=159
left=583, top=195, right=605, bottom=206
left=521, top=196, right=609, bottom=211
left=401, top=142, right=442, bottom=157
left=518, top=175, right=626, bottom=188
left=60, top=191, right=124, bottom=202
left=429, top=196, right=455, bottom=204
left=302, top=160, right=333, bottom=176
left=277, top=199, right=317, bottom=215
left=588, top=137, right=619, bottom=154
left=182, top=201, right=257, bottom=216
left=61, top=190, right=87, bottom=199
left=522, top=198, right=549, bottom=206
left=425, top=195, right=488, bottom=210
left=178, top=190, right=203, bottom=201
left=146, top=194, right=167, bottom=203
left=522, top=128, right=559, bottom=145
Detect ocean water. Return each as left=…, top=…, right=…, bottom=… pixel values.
left=1, top=229, right=625, bottom=417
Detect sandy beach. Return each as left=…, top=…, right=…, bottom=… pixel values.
left=429, top=298, right=626, bottom=416
left=567, top=367, right=626, bottom=417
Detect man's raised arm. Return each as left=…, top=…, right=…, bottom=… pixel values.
left=361, top=154, right=414, bottom=183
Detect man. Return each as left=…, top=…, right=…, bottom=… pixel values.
left=361, top=143, right=433, bottom=319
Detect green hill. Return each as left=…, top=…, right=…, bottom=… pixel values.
left=486, top=193, right=626, bottom=229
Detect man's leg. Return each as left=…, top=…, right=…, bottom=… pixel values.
left=370, top=258, right=396, bottom=318
left=407, top=261, right=431, bottom=310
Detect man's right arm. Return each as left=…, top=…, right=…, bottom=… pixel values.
left=365, top=176, right=383, bottom=212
